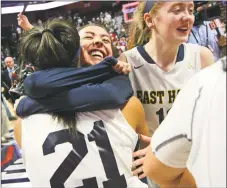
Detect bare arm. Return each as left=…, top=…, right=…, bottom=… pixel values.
left=143, top=144, right=196, bottom=188
left=17, top=13, right=34, bottom=31
left=13, top=118, right=22, bottom=148
left=122, top=96, right=150, bottom=137
left=200, top=46, right=214, bottom=68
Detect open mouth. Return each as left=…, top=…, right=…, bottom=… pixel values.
left=177, top=27, right=189, bottom=33
left=89, top=50, right=105, bottom=59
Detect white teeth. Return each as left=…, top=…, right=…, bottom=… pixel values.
left=90, top=51, right=103, bottom=58
left=178, top=27, right=188, bottom=30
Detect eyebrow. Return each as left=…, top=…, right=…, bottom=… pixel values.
left=171, top=2, right=194, bottom=8
left=84, top=31, right=110, bottom=38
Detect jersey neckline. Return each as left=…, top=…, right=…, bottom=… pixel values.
left=136, top=44, right=185, bottom=65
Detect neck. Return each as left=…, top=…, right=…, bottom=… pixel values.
left=145, top=35, right=181, bottom=71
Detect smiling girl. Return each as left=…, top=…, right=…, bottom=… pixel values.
left=120, top=1, right=214, bottom=136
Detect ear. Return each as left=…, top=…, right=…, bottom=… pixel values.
left=144, top=13, right=154, bottom=29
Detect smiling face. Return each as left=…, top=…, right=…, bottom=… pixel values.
left=151, top=2, right=195, bottom=44
left=79, top=26, right=113, bottom=66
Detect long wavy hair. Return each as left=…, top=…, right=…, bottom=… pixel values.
left=127, top=2, right=164, bottom=50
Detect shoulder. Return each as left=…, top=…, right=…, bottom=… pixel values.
left=185, top=58, right=224, bottom=91
left=199, top=46, right=214, bottom=69
left=121, top=96, right=144, bottom=125
left=118, top=47, right=138, bottom=62
left=198, top=57, right=226, bottom=81
left=183, top=43, right=213, bottom=69
left=2, top=69, right=8, bottom=77
left=3, top=69, right=8, bottom=73
left=123, top=96, right=143, bottom=113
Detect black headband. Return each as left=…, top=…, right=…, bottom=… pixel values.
left=42, top=29, right=53, bottom=35
left=144, top=1, right=155, bottom=13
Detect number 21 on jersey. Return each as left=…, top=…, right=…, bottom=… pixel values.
left=42, top=120, right=127, bottom=188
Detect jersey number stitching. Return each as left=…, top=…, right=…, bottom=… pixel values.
left=42, top=120, right=127, bottom=188
left=156, top=108, right=171, bottom=124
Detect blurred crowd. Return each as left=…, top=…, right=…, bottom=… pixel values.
left=1, top=9, right=129, bottom=64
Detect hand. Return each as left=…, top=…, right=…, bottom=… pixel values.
left=14, top=96, right=26, bottom=112
left=132, top=135, right=151, bottom=179
left=113, top=61, right=131, bottom=75
left=17, top=12, right=33, bottom=31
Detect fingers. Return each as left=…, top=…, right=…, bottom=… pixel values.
left=132, top=165, right=146, bottom=179
left=113, top=61, right=131, bottom=75
left=138, top=172, right=146, bottom=179
left=132, top=157, right=145, bottom=169
left=140, top=134, right=152, bottom=143
left=132, top=165, right=143, bottom=176
left=17, top=13, right=28, bottom=27
left=133, top=147, right=147, bottom=158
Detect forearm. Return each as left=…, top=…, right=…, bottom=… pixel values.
left=158, top=171, right=196, bottom=188
left=24, top=57, right=119, bottom=98
left=17, top=75, right=133, bottom=117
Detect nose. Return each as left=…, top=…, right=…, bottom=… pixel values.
left=182, top=11, right=194, bottom=22
left=93, top=36, right=103, bottom=47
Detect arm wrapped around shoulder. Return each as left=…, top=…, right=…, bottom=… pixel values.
left=16, top=75, right=133, bottom=117
left=24, top=57, right=119, bottom=99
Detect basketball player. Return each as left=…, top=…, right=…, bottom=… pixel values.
left=120, top=1, right=214, bottom=137
left=16, top=14, right=133, bottom=116
left=14, top=19, right=149, bottom=187
left=142, top=56, right=226, bottom=187
left=119, top=1, right=214, bottom=187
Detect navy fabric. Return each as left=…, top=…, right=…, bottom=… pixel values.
left=144, top=1, right=155, bottom=13
left=16, top=56, right=134, bottom=117
left=137, top=44, right=185, bottom=64
left=24, top=57, right=118, bottom=98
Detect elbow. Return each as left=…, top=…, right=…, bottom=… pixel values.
left=24, top=76, right=46, bottom=98
left=107, top=87, right=133, bottom=106
left=24, top=77, right=37, bottom=96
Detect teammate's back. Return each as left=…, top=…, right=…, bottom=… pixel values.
left=21, top=97, right=149, bottom=188
left=187, top=57, right=226, bottom=187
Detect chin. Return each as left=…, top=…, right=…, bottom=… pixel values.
left=176, top=36, right=188, bottom=44
left=92, top=58, right=104, bottom=65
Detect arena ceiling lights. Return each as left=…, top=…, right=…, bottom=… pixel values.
left=1, top=1, right=76, bottom=14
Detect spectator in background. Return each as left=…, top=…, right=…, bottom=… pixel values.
left=187, top=20, right=223, bottom=62
left=1, top=56, right=18, bottom=102
left=187, top=3, right=226, bottom=62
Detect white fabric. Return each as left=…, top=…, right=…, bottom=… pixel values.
left=151, top=57, right=226, bottom=187
left=21, top=109, right=148, bottom=188
left=124, top=43, right=201, bottom=136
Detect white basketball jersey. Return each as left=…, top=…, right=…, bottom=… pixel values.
left=21, top=109, right=148, bottom=188
left=151, top=58, right=226, bottom=187
left=124, top=43, right=201, bottom=135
